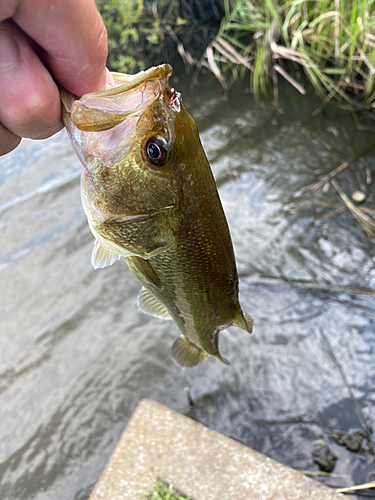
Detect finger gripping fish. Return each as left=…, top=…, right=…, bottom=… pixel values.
left=61, top=64, right=253, bottom=367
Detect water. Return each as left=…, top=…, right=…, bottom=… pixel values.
left=0, top=73, right=374, bottom=499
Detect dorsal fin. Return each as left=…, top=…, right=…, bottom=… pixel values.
left=137, top=287, right=171, bottom=320
left=91, top=240, right=120, bottom=269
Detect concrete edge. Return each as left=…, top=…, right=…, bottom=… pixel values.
left=89, top=399, right=346, bottom=500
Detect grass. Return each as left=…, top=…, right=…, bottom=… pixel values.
left=140, top=480, right=192, bottom=500
left=331, top=178, right=375, bottom=237
left=199, top=0, right=375, bottom=110
left=95, top=0, right=185, bottom=73
left=96, top=0, right=375, bottom=110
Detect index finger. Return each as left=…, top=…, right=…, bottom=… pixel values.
left=9, top=0, right=108, bottom=97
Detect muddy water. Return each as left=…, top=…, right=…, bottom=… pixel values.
left=0, top=74, right=374, bottom=499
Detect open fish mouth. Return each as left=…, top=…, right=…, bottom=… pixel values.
left=61, top=64, right=173, bottom=127
left=61, top=64, right=173, bottom=135
left=61, top=64, right=175, bottom=167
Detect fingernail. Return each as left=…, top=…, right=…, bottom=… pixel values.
left=0, top=31, right=19, bottom=73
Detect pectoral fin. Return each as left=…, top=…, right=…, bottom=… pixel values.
left=171, top=337, right=210, bottom=368
left=137, top=287, right=171, bottom=319
left=233, top=312, right=254, bottom=334
left=92, top=240, right=121, bottom=269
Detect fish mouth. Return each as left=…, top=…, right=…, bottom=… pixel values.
left=62, top=64, right=176, bottom=170
left=64, top=64, right=173, bottom=132
left=81, top=64, right=172, bottom=101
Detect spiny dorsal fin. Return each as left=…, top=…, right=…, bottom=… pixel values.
left=233, top=312, right=254, bottom=334
left=91, top=240, right=120, bottom=269
left=171, top=337, right=210, bottom=367
left=137, top=287, right=171, bottom=320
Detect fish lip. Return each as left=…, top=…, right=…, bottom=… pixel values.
left=81, top=64, right=173, bottom=101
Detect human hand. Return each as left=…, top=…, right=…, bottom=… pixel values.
left=0, top=0, right=108, bottom=156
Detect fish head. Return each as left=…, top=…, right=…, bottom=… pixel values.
left=61, top=64, right=216, bottom=226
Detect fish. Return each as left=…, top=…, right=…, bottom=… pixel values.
left=61, top=64, right=253, bottom=367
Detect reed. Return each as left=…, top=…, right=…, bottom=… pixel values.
left=96, top=0, right=375, bottom=109
left=95, top=0, right=219, bottom=73
left=202, top=0, right=375, bottom=109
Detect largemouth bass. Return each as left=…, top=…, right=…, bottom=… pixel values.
left=61, top=64, right=253, bottom=367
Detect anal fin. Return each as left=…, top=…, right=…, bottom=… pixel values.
left=137, top=287, right=171, bottom=320
left=91, top=240, right=120, bottom=269
left=171, top=337, right=210, bottom=367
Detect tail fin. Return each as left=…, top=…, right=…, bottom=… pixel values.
left=214, top=351, right=230, bottom=365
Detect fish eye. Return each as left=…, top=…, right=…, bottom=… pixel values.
left=145, top=136, right=169, bottom=166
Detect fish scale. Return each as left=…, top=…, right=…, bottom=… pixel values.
left=61, top=64, right=253, bottom=367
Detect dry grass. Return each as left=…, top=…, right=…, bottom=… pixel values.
left=198, top=0, right=375, bottom=110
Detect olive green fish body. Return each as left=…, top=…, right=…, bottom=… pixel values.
left=62, top=64, right=253, bottom=367
left=126, top=193, right=246, bottom=365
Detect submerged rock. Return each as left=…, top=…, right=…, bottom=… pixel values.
left=329, top=430, right=364, bottom=453
left=312, top=445, right=337, bottom=473
left=344, top=431, right=364, bottom=452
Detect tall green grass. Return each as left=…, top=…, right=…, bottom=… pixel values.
left=203, top=0, right=375, bottom=109
left=96, top=0, right=375, bottom=109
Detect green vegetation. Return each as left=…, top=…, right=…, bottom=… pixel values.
left=96, top=0, right=375, bottom=110
left=95, top=0, right=157, bottom=72
left=140, top=480, right=191, bottom=500
left=203, top=0, right=375, bottom=109
left=95, top=0, right=181, bottom=73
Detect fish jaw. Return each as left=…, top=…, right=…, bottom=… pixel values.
left=62, top=64, right=172, bottom=157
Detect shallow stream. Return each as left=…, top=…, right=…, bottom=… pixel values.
left=0, top=72, right=374, bottom=499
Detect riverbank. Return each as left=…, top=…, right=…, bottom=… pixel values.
left=96, top=0, right=375, bottom=111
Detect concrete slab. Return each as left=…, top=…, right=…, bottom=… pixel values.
left=89, top=399, right=345, bottom=500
